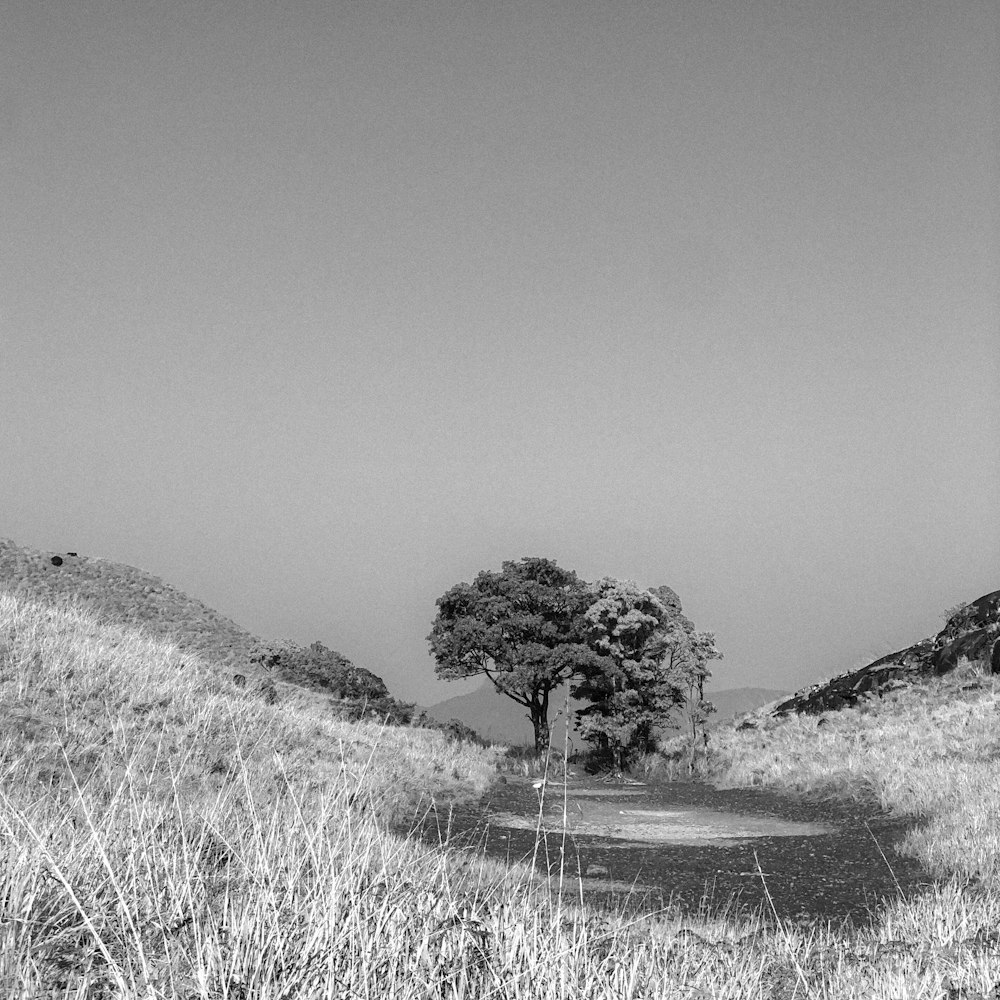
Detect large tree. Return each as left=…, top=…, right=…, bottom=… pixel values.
left=427, top=557, right=595, bottom=753
left=574, top=580, right=699, bottom=772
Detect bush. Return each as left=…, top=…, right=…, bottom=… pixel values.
left=251, top=639, right=389, bottom=700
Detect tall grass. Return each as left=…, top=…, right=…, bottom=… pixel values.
left=708, top=672, right=1000, bottom=884
left=3, top=591, right=1000, bottom=997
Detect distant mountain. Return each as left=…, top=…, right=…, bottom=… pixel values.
left=422, top=682, right=580, bottom=748
left=705, top=687, right=789, bottom=723
left=423, top=681, right=788, bottom=747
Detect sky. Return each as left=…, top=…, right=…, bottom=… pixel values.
left=2, top=0, right=998, bottom=705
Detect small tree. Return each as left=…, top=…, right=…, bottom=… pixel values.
left=427, top=557, right=595, bottom=753
left=660, top=619, right=721, bottom=774
left=573, top=579, right=684, bottom=772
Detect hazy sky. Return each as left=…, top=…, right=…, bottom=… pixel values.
left=3, top=1, right=997, bottom=704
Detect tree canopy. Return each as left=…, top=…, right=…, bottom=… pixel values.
left=572, top=579, right=682, bottom=771
left=429, top=559, right=721, bottom=764
left=427, top=557, right=595, bottom=752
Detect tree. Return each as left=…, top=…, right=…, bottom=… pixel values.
left=660, top=618, right=721, bottom=774
left=573, top=579, right=684, bottom=772
left=427, top=557, right=596, bottom=753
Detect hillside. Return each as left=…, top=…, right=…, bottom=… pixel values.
left=0, top=588, right=510, bottom=996
left=0, top=537, right=256, bottom=667
left=743, top=588, right=1000, bottom=724
left=425, top=680, right=787, bottom=747
left=0, top=537, right=403, bottom=718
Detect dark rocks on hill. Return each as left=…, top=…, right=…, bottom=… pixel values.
left=749, top=590, right=1000, bottom=722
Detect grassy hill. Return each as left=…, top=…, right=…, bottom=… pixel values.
left=0, top=588, right=505, bottom=996
left=0, top=537, right=257, bottom=667
left=0, top=537, right=408, bottom=720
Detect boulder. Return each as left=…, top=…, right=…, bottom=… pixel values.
left=751, top=590, right=1000, bottom=721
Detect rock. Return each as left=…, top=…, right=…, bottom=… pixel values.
left=50, top=556, right=63, bottom=566
left=934, top=628, right=1000, bottom=675
left=764, top=590, right=1000, bottom=719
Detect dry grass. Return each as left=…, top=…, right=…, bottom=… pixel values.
left=3, top=589, right=1000, bottom=998
left=0, top=537, right=258, bottom=669
left=708, top=671, right=1000, bottom=884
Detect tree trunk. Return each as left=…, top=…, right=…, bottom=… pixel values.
left=529, top=690, right=551, bottom=755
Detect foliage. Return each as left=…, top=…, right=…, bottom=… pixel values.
left=412, top=711, right=489, bottom=746
left=427, top=557, right=596, bottom=753
left=573, top=581, right=721, bottom=773
left=252, top=639, right=417, bottom=724
left=336, top=693, right=416, bottom=726
left=572, top=579, right=681, bottom=771
left=253, top=638, right=386, bottom=700
left=661, top=618, right=721, bottom=774
left=941, top=601, right=969, bottom=624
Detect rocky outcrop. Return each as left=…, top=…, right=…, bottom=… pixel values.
left=749, top=590, right=1000, bottom=722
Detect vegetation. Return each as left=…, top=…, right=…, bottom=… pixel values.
left=7, top=590, right=1000, bottom=999
left=573, top=579, right=721, bottom=771
left=572, top=578, right=679, bottom=771
left=428, top=557, right=596, bottom=753
left=250, top=638, right=415, bottom=725
left=662, top=616, right=720, bottom=776
left=0, top=537, right=414, bottom=726
left=429, top=558, right=719, bottom=761
left=4, top=544, right=1000, bottom=997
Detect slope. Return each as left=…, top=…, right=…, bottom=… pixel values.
left=0, top=536, right=401, bottom=716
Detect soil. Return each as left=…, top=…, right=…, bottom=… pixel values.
left=403, top=775, right=936, bottom=927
